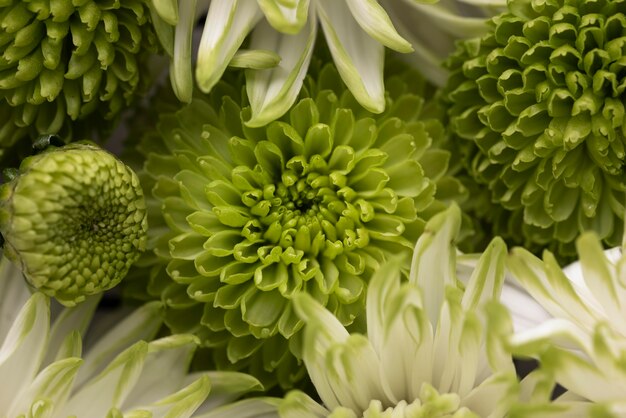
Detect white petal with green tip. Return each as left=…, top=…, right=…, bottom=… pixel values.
left=258, top=0, right=310, bottom=34
left=196, top=0, right=264, bottom=93
left=315, top=0, right=386, bottom=113
left=245, top=17, right=317, bottom=127
left=345, top=0, right=413, bottom=53
left=0, top=293, right=49, bottom=413
left=171, top=0, right=197, bottom=103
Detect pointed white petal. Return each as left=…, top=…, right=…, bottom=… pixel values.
left=409, top=205, right=461, bottom=324
left=245, top=16, right=317, bottom=127
left=74, top=302, right=163, bottom=387
left=315, top=0, right=386, bottom=113
left=0, top=293, right=50, bottom=413
left=258, top=0, right=310, bottom=34
left=345, top=0, right=413, bottom=53
left=196, top=0, right=263, bottom=93
left=121, top=335, right=199, bottom=410
left=499, top=279, right=551, bottom=333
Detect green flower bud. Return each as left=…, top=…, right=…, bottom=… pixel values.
left=444, top=0, right=626, bottom=258
left=0, top=0, right=157, bottom=161
left=0, top=143, right=148, bottom=306
left=128, top=61, right=471, bottom=389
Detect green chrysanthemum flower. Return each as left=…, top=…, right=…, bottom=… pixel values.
left=0, top=257, right=263, bottom=418
left=0, top=142, right=148, bottom=306
left=129, top=62, right=470, bottom=388
left=444, top=0, right=626, bottom=257
left=0, top=0, right=157, bottom=162
left=206, top=206, right=536, bottom=418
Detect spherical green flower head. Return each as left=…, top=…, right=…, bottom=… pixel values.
left=444, top=0, right=626, bottom=257
left=0, top=142, right=148, bottom=306
left=134, top=62, right=470, bottom=389
left=0, top=0, right=157, bottom=157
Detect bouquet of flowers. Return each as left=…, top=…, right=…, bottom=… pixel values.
left=1, top=0, right=626, bottom=416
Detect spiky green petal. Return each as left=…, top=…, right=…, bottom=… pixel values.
left=0, top=0, right=157, bottom=161
left=0, top=143, right=148, bottom=306
left=129, top=61, right=470, bottom=389
left=444, top=0, right=626, bottom=258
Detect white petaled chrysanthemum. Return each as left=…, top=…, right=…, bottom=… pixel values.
left=0, top=257, right=263, bottom=418
left=381, top=0, right=504, bottom=85
left=149, top=0, right=414, bottom=125
left=502, top=233, right=626, bottom=416
left=508, top=234, right=626, bottom=337
left=267, top=205, right=521, bottom=417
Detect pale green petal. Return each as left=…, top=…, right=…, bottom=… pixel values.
left=315, top=0, right=385, bottom=113
left=409, top=204, right=461, bottom=323
left=59, top=341, right=149, bottom=417
left=576, top=234, right=625, bottom=328
left=171, top=0, right=197, bottom=103
left=279, top=390, right=329, bottom=418
left=245, top=17, right=317, bottom=127
left=124, top=375, right=211, bottom=418
left=195, top=398, right=281, bottom=418
left=0, top=293, right=49, bottom=412
left=122, top=335, right=199, bottom=409
left=507, top=248, right=599, bottom=331
left=461, top=237, right=506, bottom=310
left=8, top=357, right=83, bottom=417
left=293, top=292, right=350, bottom=410
left=149, top=4, right=175, bottom=57
left=152, top=0, right=179, bottom=25
left=258, top=0, right=310, bottom=34
left=74, top=302, right=163, bottom=387
left=346, top=0, right=413, bottom=53
left=365, top=260, right=430, bottom=403
left=230, top=50, right=282, bottom=69
left=0, top=257, right=31, bottom=345
left=191, top=371, right=264, bottom=413
left=461, top=372, right=518, bottom=417
left=196, top=0, right=263, bottom=93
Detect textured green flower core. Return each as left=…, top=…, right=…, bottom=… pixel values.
left=444, top=0, right=626, bottom=255
left=0, top=142, right=147, bottom=306
left=133, top=63, right=468, bottom=388
left=0, top=0, right=155, bottom=153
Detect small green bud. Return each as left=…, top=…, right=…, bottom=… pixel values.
left=0, top=142, right=148, bottom=306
